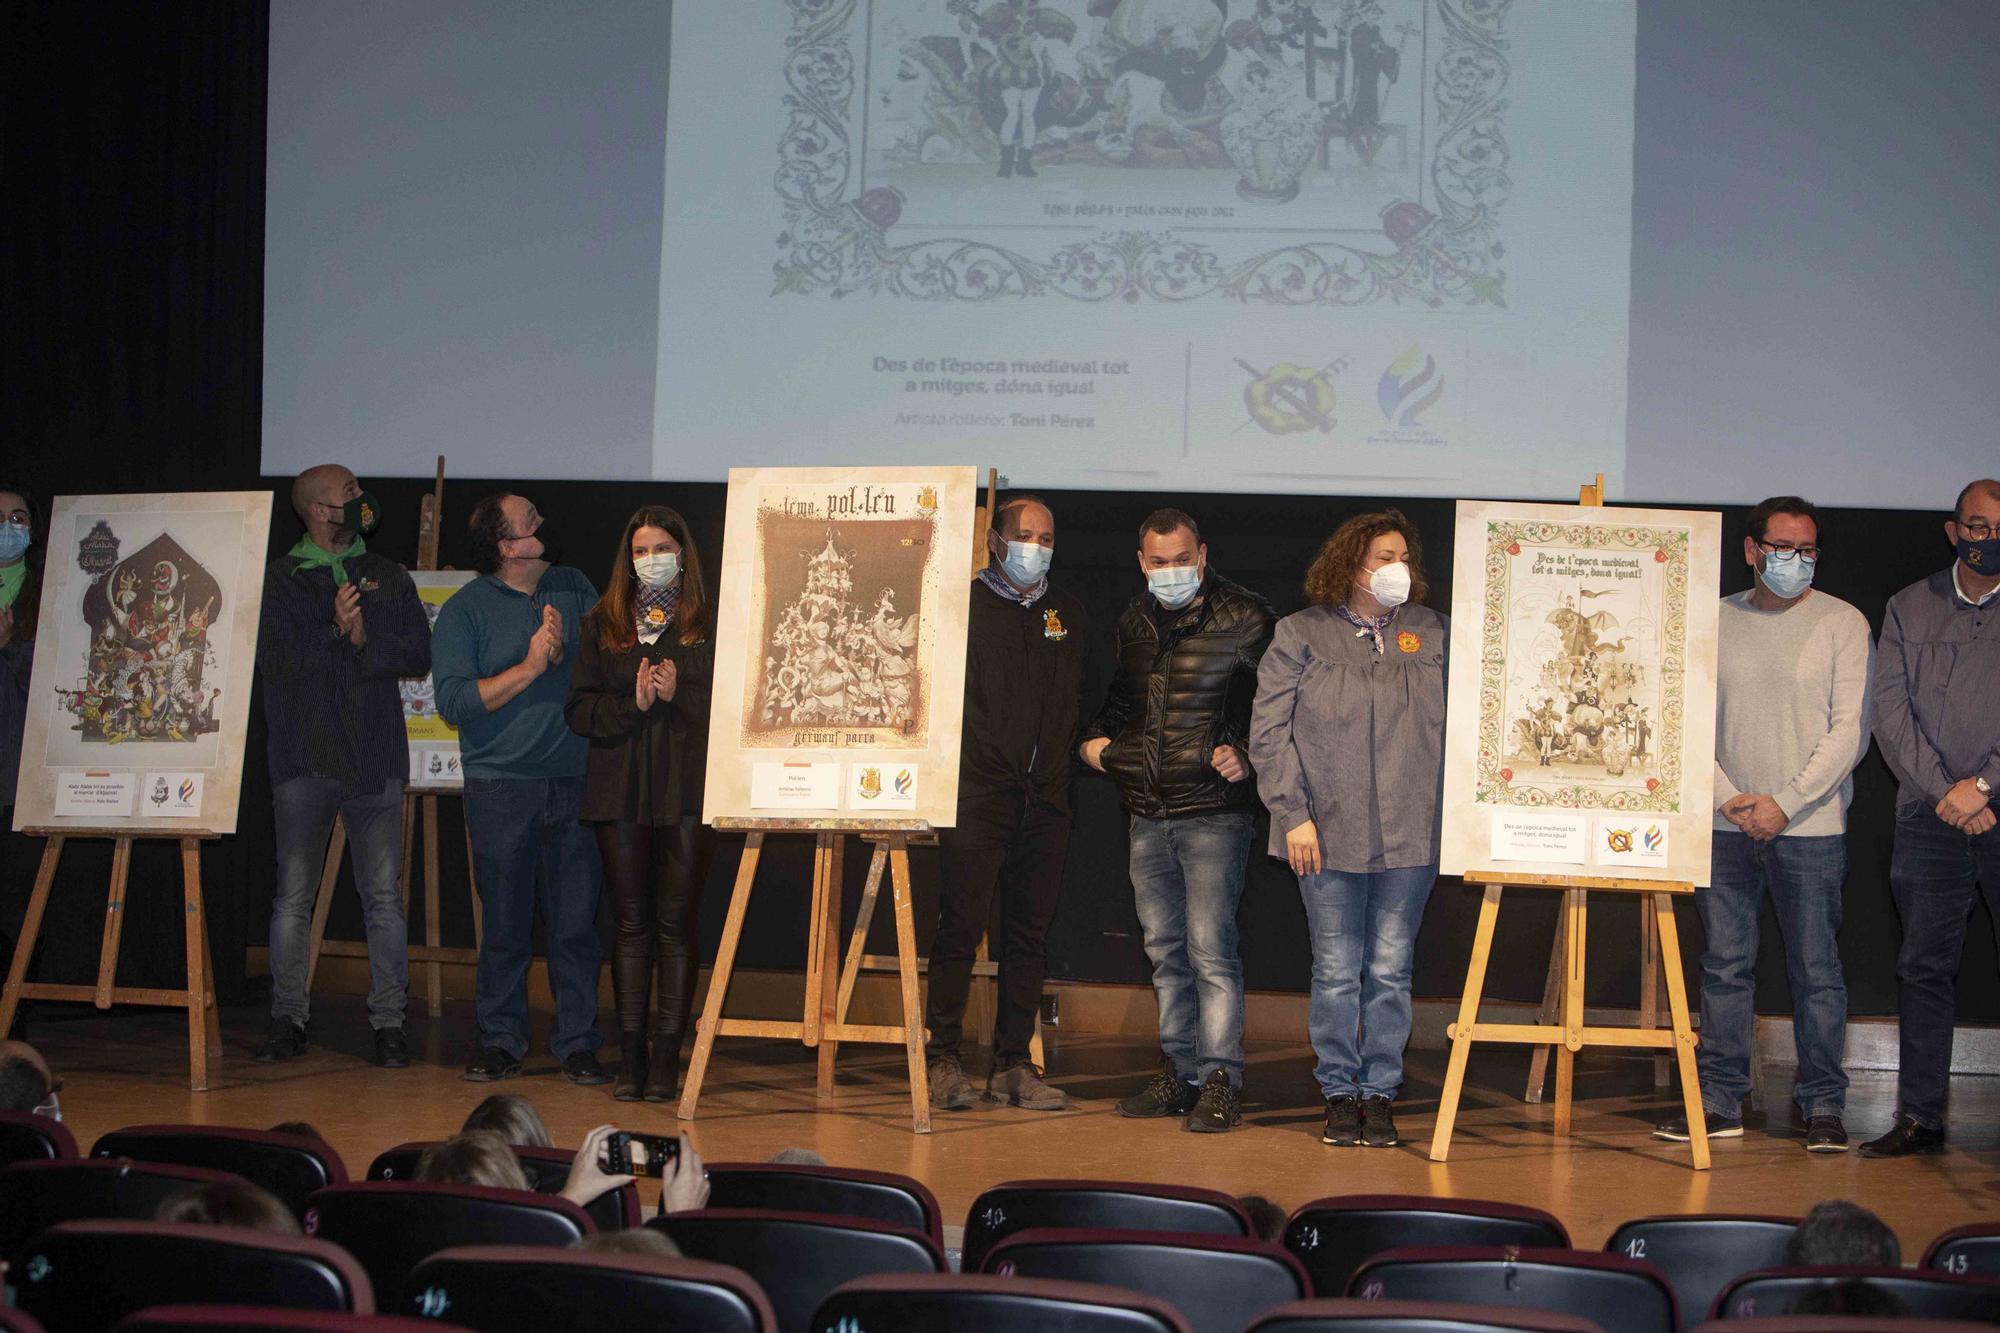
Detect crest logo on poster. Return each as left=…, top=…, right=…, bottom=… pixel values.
left=78, top=520, right=121, bottom=578
left=857, top=766, right=883, bottom=799
left=1605, top=827, right=1634, bottom=854
left=916, top=486, right=937, bottom=516
left=151, top=776, right=170, bottom=807
left=1236, top=356, right=1349, bottom=436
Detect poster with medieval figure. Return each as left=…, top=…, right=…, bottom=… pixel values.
left=704, top=466, right=977, bottom=827
left=1439, top=499, right=1720, bottom=886
left=12, top=492, right=274, bottom=834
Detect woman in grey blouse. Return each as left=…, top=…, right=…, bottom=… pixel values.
left=1249, top=509, right=1448, bottom=1150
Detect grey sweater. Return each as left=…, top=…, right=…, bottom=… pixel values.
left=1711, top=588, right=1873, bottom=836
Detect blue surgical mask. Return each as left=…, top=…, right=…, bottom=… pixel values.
left=1000, top=539, right=1052, bottom=586
left=0, top=520, right=29, bottom=562
left=1958, top=533, right=2000, bottom=577
left=1146, top=565, right=1201, bottom=608
left=634, top=552, right=681, bottom=589
left=1760, top=551, right=1815, bottom=600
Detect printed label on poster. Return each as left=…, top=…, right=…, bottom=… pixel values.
left=409, top=748, right=463, bottom=786
left=1489, top=812, right=1590, bottom=864
left=140, top=771, right=204, bottom=818
left=750, top=761, right=841, bottom=810
left=846, top=763, right=917, bottom=812
left=1594, top=816, right=1669, bottom=867
left=53, top=772, right=136, bottom=818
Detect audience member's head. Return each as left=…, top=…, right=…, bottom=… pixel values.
left=768, top=1147, right=827, bottom=1166
left=417, top=1131, right=531, bottom=1192
left=1784, top=1199, right=1901, bottom=1268
left=156, top=1180, right=303, bottom=1235
left=1236, top=1195, right=1286, bottom=1244
left=1786, top=1279, right=1910, bottom=1317
left=268, top=1120, right=324, bottom=1141
left=0, top=1040, right=54, bottom=1114
left=573, top=1228, right=683, bottom=1258
left=462, top=1093, right=553, bottom=1149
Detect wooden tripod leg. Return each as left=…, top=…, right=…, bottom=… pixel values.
left=816, top=835, right=846, bottom=1099
left=835, top=843, right=889, bottom=1027
left=1524, top=907, right=1569, bottom=1104
left=0, top=836, right=64, bottom=1037
left=93, top=837, right=134, bottom=1009
left=889, top=835, right=932, bottom=1134
left=1430, top=882, right=1502, bottom=1162
left=422, top=794, right=443, bottom=1018
left=1554, top=888, right=1588, bottom=1139
left=803, top=834, right=832, bottom=1048
left=1654, top=891, right=1711, bottom=1170
left=678, top=832, right=764, bottom=1121
left=182, top=838, right=219, bottom=1090
left=303, top=818, right=346, bottom=992
left=192, top=845, right=222, bottom=1067
left=1640, top=895, right=1669, bottom=1086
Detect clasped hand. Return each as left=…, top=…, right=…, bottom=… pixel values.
left=634, top=658, right=677, bottom=710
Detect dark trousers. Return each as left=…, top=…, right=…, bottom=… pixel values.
left=926, top=788, right=1070, bottom=1067
left=1890, top=800, right=2000, bottom=1128
left=596, top=816, right=712, bottom=1040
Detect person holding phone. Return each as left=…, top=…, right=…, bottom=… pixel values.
left=565, top=506, right=715, bottom=1103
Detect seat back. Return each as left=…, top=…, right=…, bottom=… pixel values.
left=1351, top=1247, right=1677, bottom=1333
left=0, top=1112, right=77, bottom=1168
left=94, top=1125, right=348, bottom=1217
left=364, top=1141, right=639, bottom=1231
left=0, top=1158, right=243, bottom=1267
left=1604, top=1215, right=1795, bottom=1331
left=1712, top=1265, right=2000, bottom=1321
left=818, top=1273, right=1192, bottom=1333
left=1286, top=1195, right=1571, bottom=1299
left=1925, top=1221, right=2000, bottom=1277
left=1689, top=1319, right=1996, bottom=1333
left=983, top=1228, right=1309, bottom=1333
left=962, top=1178, right=1250, bottom=1273
left=302, top=1182, right=591, bottom=1304
left=116, top=1310, right=453, bottom=1331
left=12, top=1220, right=371, bottom=1333
left=1248, top=1297, right=1608, bottom=1331
left=0, top=1303, right=43, bottom=1333
left=705, top=1160, right=943, bottom=1246
left=402, top=1245, right=774, bottom=1331
left=652, top=1208, right=943, bottom=1333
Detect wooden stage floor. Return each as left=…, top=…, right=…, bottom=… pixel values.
left=23, top=995, right=2000, bottom=1256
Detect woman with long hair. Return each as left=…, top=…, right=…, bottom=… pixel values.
left=1249, top=508, right=1447, bottom=1151
left=1, top=485, right=45, bottom=993
left=564, top=505, right=714, bottom=1101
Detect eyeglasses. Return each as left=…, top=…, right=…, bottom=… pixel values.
left=1756, top=539, right=1819, bottom=563
left=1957, top=519, right=1996, bottom=540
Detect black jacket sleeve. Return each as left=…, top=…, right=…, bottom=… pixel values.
left=564, top=624, right=644, bottom=740
left=1216, top=598, right=1277, bottom=754
left=357, top=566, right=433, bottom=681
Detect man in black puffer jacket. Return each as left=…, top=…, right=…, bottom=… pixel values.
left=1080, top=508, right=1274, bottom=1132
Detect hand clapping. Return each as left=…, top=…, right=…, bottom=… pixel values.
left=635, top=659, right=676, bottom=711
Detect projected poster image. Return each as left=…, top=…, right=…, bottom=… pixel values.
left=659, top=0, right=1634, bottom=498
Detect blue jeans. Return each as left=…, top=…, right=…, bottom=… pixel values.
left=269, top=776, right=408, bottom=1030
left=1299, top=864, right=1436, bottom=1099
left=1696, top=831, right=1849, bottom=1119
left=462, top=775, right=603, bottom=1062
left=1129, top=812, right=1253, bottom=1086
left=1889, top=801, right=2000, bottom=1129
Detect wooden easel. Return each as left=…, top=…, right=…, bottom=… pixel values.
left=305, top=456, right=482, bottom=1015
left=0, top=830, right=223, bottom=1091
left=678, top=820, right=934, bottom=1133
left=1428, top=475, right=1710, bottom=1170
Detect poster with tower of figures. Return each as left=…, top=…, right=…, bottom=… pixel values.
left=703, top=466, right=977, bottom=827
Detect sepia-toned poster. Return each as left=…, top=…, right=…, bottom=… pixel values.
left=13, top=492, right=274, bottom=834
left=402, top=570, right=476, bottom=790
left=1440, top=499, right=1720, bottom=886
left=704, top=466, right=977, bottom=826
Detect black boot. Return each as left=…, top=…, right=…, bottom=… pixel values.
left=1015, top=145, right=1036, bottom=177
left=997, top=146, right=1016, bottom=178
left=614, top=1033, right=647, bottom=1102
left=644, top=1030, right=682, bottom=1103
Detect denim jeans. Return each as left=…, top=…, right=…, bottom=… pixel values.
left=1890, top=800, right=2000, bottom=1129
left=270, top=776, right=408, bottom=1030
left=462, top=775, right=603, bottom=1062
left=1129, top=812, right=1253, bottom=1086
left=1695, top=830, right=1849, bottom=1120
left=1298, top=864, right=1436, bottom=1099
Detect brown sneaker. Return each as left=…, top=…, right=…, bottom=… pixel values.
left=928, top=1055, right=976, bottom=1111
left=985, top=1060, right=1066, bottom=1111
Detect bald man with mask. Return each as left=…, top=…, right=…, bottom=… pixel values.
left=256, top=466, right=431, bottom=1068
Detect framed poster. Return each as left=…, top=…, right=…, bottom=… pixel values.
left=12, top=491, right=274, bottom=834
left=402, top=569, right=477, bottom=791
left=703, top=466, right=977, bottom=827
left=1440, top=499, right=1721, bottom=886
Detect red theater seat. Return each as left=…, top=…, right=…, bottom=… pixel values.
left=402, top=1245, right=775, bottom=1332
left=0, top=1158, right=243, bottom=1268
left=0, top=1112, right=76, bottom=1168
left=961, top=1178, right=1250, bottom=1273
left=1603, top=1214, right=1796, bottom=1331
left=1283, top=1195, right=1570, bottom=1299
left=651, top=1208, right=943, bottom=1333
left=1709, top=1265, right=2000, bottom=1322
left=704, top=1160, right=943, bottom=1246
left=93, top=1124, right=348, bottom=1217
left=365, top=1140, right=640, bottom=1230
left=302, top=1181, right=591, bottom=1306
left=1247, top=1297, right=1607, bottom=1331
left=981, top=1227, right=1309, bottom=1333
left=1348, top=1246, right=1677, bottom=1333
left=817, top=1273, right=1192, bottom=1333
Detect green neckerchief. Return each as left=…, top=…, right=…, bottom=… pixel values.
left=0, top=562, right=24, bottom=609
left=289, top=535, right=365, bottom=586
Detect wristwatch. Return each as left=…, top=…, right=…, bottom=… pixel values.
left=1978, top=776, right=1994, bottom=797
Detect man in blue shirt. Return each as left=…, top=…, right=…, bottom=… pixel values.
left=432, top=493, right=607, bottom=1084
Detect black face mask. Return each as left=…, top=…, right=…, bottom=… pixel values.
left=341, top=492, right=382, bottom=537
left=517, top=526, right=561, bottom=567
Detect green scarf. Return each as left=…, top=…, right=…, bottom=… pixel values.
left=289, top=535, right=366, bottom=586
left=0, top=562, right=24, bottom=610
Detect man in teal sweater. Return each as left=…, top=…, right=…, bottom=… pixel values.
left=432, top=493, right=607, bottom=1084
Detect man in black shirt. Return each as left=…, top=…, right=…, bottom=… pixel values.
left=926, top=495, right=1087, bottom=1111
left=256, top=465, right=431, bottom=1068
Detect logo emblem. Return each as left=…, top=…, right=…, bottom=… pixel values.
left=894, top=768, right=914, bottom=796
left=645, top=606, right=667, bottom=626
left=150, top=777, right=169, bottom=807
left=1042, top=608, right=1067, bottom=640
left=77, top=519, right=120, bottom=580
left=1606, top=828, right=1635, bottom=854
left=178, top=778, right=196, bottom=805
left=857, top=767, right=882, bottom=799
left=1238, top=357, right=1344, bottom=435
left=1377, top=345, right=1445, bottom=428
left=1397, top=631, right=1421, bottom=653
left=916, top=485, right=938, bottom=516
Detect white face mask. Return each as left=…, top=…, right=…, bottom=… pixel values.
left=634, top=552, right=681, bottom=589
left=1146, top=565, right=1202, bottom=608
left=1365, top=560, right=1412, bottom=608
left=1000, top=539, right=1053, bottom=586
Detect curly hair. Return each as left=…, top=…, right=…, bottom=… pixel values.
left=1302, top=508, right=1428, bottom=608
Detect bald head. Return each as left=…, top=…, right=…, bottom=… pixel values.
left=291, top=465, right=358, bottom=526
left=0, top=1040, right=52, bottom=1112
left=1955, top=479, right=2000, bottom=522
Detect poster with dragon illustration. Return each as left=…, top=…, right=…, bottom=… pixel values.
left=704, top=466, right=976, bottom=826
left=1440, top=499, right=1720, bottom=886
left=13, top=492, right=273, bottom=834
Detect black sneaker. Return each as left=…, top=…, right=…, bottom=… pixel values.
left=1360, top=1096, right=1400, bottom=1147
left=254, top=1020, right=307, bottom=1064
left=562, top=1050, right=612, bottom=1085
left=1804, top=1113, right=1849, bottom=1153
left=1859, top=1113, right=1945, bottom=1158
left=1322, top=1095, right=1362, bottom=1146
left=1185, top=1070, right=1241, bottom=1133
left=1653, top=1109, right=1744, bottom=1142
left=1117, top=1062, right=1200, bottom=1119
left=462, top=1046, right=523, bottom=1082
left=372, top=1026, right=410, bottom=1069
